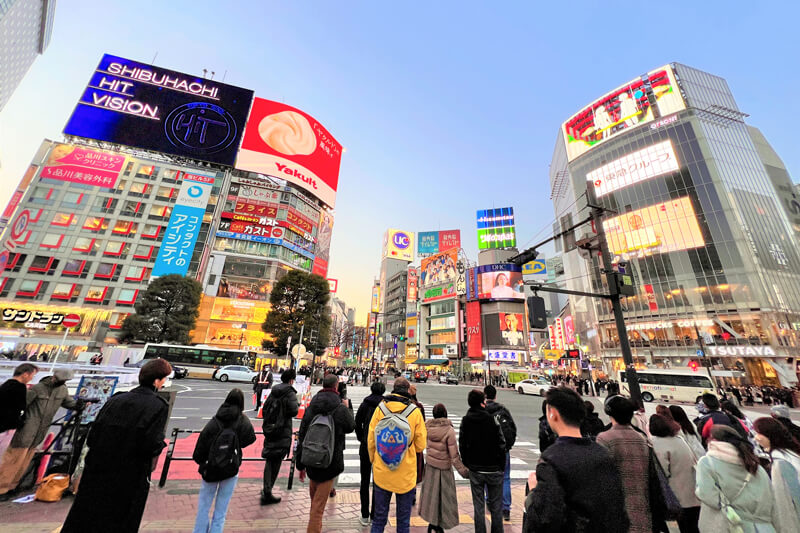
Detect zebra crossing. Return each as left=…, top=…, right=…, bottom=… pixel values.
left=332, top=386, right=540, bottom=486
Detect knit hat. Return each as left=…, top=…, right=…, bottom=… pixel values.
left=771, top=405, right=791, bottom=419
left=52, top=368, right=75, bottom=382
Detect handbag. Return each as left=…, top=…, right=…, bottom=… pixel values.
left=35, top=473, right=71, bottom=502
left=649, top=448, right=682, bottom=521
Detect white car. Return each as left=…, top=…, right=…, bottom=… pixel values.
left=214, top=365, right=258, bottom=383
left=516, top=378, right=552, bottom=396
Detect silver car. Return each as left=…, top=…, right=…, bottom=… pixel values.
left=214, top=365, right=258, bottom=383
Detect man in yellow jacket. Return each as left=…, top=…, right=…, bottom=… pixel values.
left=368, top=377, right=426, bottom=533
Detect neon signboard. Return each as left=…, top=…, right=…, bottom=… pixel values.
left=587, top=139, right=680, bottom=197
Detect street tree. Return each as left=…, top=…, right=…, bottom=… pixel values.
left=118, top=275, right=202, bottom=344
left=261, top=270, right=331, bottom=356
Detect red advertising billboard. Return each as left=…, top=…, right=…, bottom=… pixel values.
left=234, top=201, right=278, bottom=218
left=40, top=144, right=127, bottom=187
left=439, top=230, right=461, bottom=251
left=236, top=98, right=342, bottom=208
left=466, top=301, right=482, bottom=359
left=312, top=210, right=334, bottom=278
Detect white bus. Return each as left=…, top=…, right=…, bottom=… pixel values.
left=618, top=369, right=714, bottom=403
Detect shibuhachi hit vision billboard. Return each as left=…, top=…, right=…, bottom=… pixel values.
left=237, top=98, right=343, bottom=208
left=562, top=65, right=686, bottom=162
left=64, top=54, right=254, bottom=166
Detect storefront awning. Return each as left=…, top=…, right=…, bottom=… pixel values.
left=410, top=358, right=449, bottom=366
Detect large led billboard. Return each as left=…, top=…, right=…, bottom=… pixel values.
left=475, top=264, right=524, bottom=300
left=483, top=313, right=526, bottom=348
left=587, top=139, right=680, bottom=198
left=383, top=229, right=414, bottom=262
left=562, top=65, right=686, bottom=162
left=418, top=229, right=461, bottom=256
left=420, top=248, right=458, bottom=287
left=477, top=207, right=516, bottom=249
left=603, top=197, right=705, bottom=258
left=237, top=98, right=342, bottom=208
left=64, top=54, right=253, bottom=166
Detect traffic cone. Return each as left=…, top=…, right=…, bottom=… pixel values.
left=296, top=393, right=309, bottom=419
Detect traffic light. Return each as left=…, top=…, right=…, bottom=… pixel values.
left=527, top=296, right=547, bottom=329
left=565, top=348, right=580, bottom=358
left=399, top=335, right=405, bottom=341
left=688, top=360, right=699, bottom=372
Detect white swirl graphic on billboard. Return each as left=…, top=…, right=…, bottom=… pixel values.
left=258, top=111, right=316, bottom=155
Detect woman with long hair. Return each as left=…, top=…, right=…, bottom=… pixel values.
left=753, top=417, right=800, bottom=532
left=192, top=388, right=256, bottom=533
left=669, top=405, right=705, bottom=461
left=695, top=425, right=776, bottom=532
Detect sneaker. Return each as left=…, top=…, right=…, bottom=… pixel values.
left=359, top=516, right=370, bottom=526
left=329, top=489, right=337, bottom=498
left=503, top=510, right=511, bottom=521
left=260, top=492, right=281, bottom=505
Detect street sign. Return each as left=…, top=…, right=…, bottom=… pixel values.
left=291, top=344, right=307, bottom=357
left=696, top=349, right=704, bottom=357
left=62, top=314, right=81, bottom=328
left=522, top=259, right=547, bottom=276
left=286, top=336, right=292, bottom=349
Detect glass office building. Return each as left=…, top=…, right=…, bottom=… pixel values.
left=550, top=63, right=800, bottom=386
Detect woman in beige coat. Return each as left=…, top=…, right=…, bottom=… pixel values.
left=418, top=403, right=469, bottom=532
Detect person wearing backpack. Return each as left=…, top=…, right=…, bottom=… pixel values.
left=260, top=368, right=299, bottom=505
left=295, top=373, right=355, bottom=533
left=484, top=384, right=516, bottom=521
left=191, top=388, right=256, bottom=533
left=367, top=376, right=427, bottom=533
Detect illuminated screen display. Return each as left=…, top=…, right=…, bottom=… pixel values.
left=476, top=207, right=516, bottom=249
left=562, top=65, right=686, bottom=162
left=603, top=197, right=705, bottom=257
left=64, top=54, right=253, bottom=166
left=483, top=313, right=526, bottom=348
left=473, top=264, right=524, bottom=300
left=420, top=248, right=458, bottom=287
left=587, top=140, right=680, bottom=197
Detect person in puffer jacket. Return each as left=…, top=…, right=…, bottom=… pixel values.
left=419, top=403, right=469, bottom=532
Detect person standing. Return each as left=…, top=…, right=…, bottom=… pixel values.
left=538, top=401, right=557, bottom=452
left=524, top=387, right=628, bottom=532
left=329, top=380, right=354, bottom=498
left=254, top=365, right=274, bottom=412
left=260, top=368, right=298, bottom=505
left=669, top=405, right=706, bottom=461
left=695, top=393, right=748, bottom=446
left=649, top=415, right=701, bottom=533
left=484, top=384, right=516, bottom=521
left=368, top=377, right=426, bottom=533
left=580, top=401, right=605, bottom=440
left=771, top=405, right=800, bottom=444
left=459, top=389, right=506, bottom=533
left=0, top=368, right=79, bottom=499
left=355, top=381, right=386, bottom=526
left=295, top=374, right=355, bottom=533
left=62, top=359, right=172, bottom=533
left=191, top=389, right=256, bottom=533
left=753, top=417, right=800, bottom=532
left=597, top=396, right=653, bottom=533
left=0, top=363, right=38, bottom=458
left=695, top=425, right=777, bottom=532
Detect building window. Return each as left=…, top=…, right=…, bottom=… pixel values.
left=162, top=169, right=181, bottom=183
left=121, top=200, right=143, bottom=217
left=61, top=192, right=84, bottom=206
left=29, top=255, right=58, bottom=273
left=51, top=283, right=78, bottom=301
left=148, top=204, right=171, bottom=219
left=17, top=280, right=45, bottom=298
left=104, top=179, right=127, bottom=194
left=124, top=265, right=149, bottom=282
left=51, top=213, right=75, bottom=227
left=82, top=216, right=107, bottom=232
left=103, top=241, right=126, bottom=257
left=133, top=245, right=155, bottom=260
left=85, top=285, right=108, bottom=302
left=4, top=253, right=26, bottom=272
left=141, top=224, right=162, bottom=239
left=136, top=165, right=155, bottom=178
left=73, top=237, right=98, bottom=254
left=156, top=186, right=177, bottom=201
left=40, top=233, right=64, bottom=249
left=95, top=263, right=118, bottom=279
left=128, top=181, right=151, bottom=197
left=30, top=186, right=54, bottom=204
left=116, top=289, right=139, bottom=305
left=112, top=220, right=137, bottom=235
left=62, top=259, right=87, bottom=276
left=0, top=278, right=11, bottom=297
left=91, top=196, right=118, bottom=214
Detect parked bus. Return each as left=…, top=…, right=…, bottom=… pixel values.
left=141, top=344, right=257, bottom=368
left=618, top=368, right=714, bottom=403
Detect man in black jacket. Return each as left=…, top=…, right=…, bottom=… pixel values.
left=354, top=380, right=385, bottom=526
left=484, top=384, right=516, bottom=521
left=524, top=387, right=628, bottom=533
left=296, top=374, right=355, bottom=533
left=460, top=389, right=506, bottom=533
left=260, top=368, right=299, bottom=505
left=0, top=363, right=37, bottom=455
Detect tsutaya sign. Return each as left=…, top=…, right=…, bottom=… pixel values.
left=708, top=346, right=776, bottom=357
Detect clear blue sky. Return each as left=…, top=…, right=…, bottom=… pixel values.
left=0, top=1, right=797, bottom=323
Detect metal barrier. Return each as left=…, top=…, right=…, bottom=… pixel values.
left=158, top=427, right=298, bottom=490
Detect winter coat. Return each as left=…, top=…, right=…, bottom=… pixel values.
left=580, top=412, right=605, bottom=440
left=355, top=393, right=384, bottom=453
left=62, top=385, right=168, bottom=533
left=695, top=441, right=776, bottom=532
left=696, top=410, right=747, bottom=445
left=262, top=382, right=298, bottom=454
left=425, top=418, right=467, bottom=476
left=193, top=403, right=256, bottom=480
left=769, top=449, right=800, bottom=533
left=651, top=435, right=700, bottom=508
left=524, top=436, right=629, bottom=533
left=0, top=379, right=27, bottom=432
left=368, top=393, right=426, bottom=494
left=459, top=406, right=505, bottom=473
left=679, top=429, right=706, bottom=461
left=12, top=376, right=77, bottom=449
left=539, top=414, right=557, bottom=452
left=296, top=388, right=355, bottom=482
left=485, top=400, right=517, bottom=450
left=597, top=425, right=652, bottom=533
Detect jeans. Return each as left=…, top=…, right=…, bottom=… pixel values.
left=359, top=446, right=374, bottom=519
left=308, top=478, right=334, bottom=533
left=485, top=453, right=512, bottom=512
left=262, top=450, right=286, bottom=496
left=371, top=484, right=415, bottom=533
left=469, top=471, right=504, bottom=533
left=193, top=475, right=238, bottom=533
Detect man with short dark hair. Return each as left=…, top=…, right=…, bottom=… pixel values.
left=260, top=368, right=298, bottom=505
left=696, top=392, right=747, bottom=445
left=0, top=363, right=38, bottom=458
left=355, top=380, right=386, bottom=526
left=483, top=384, right=516, bottom=521
left=63, top=358, right=172, bottom=532
left=525, top=387, right=628, bottom=532
left=460, top=389, right=505, bottom=533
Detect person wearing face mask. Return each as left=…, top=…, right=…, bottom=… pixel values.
left=0, top=367, right=80, bottom=499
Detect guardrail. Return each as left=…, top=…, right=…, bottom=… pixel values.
left=158, top=427, right=299, bottom=490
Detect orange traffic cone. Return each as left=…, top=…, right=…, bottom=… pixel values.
left=296, top=393, right=310, bottom=419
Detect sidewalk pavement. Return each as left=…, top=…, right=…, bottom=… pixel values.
left=0, top=478, right=528, bottom=533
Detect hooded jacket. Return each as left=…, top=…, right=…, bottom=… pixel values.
left=355, top=392, right=384, bottom=451
left=193, top=402, right=256, bottom=479
left=262, top=382, right=299, bottom=453
left=425, top=418, right=468, bottom=476
left=12, top=375, right=77, bottom=449
left=296, top=388, right=355, bottom=482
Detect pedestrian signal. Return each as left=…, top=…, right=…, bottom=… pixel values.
left=688, top=360, right=699, bottom=372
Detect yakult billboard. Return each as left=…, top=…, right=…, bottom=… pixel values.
left=236, top=98, right=342, bottom=208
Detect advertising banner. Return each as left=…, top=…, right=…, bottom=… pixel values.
left=233, top=182, right=281, bottom=204
left=218, top=219, right=286, bottom=238
left=643, top=284, right=659, bottom=311
left=383, top=229, right=414, bottom=261
left=420, top=248, right=458, bottom=287
left=475, top=264, right=524, bottom=300
left=417, top=229, right=461, bottom=256
left=64, top=54, right=253, bottom=166
left=371, top=285, right=381, bottom=313
left=234, top=201, right=278, bottom=218
left=522, top=259, right=547, bottom=277
left=483, top=313, right=526, bottom=348
left=1, top=165, right=37, bottom=227
left=75, top=375, right=118, bottom=424
left=587, top=139, right=680, bottom=198
left=407, top=267, right=419, bottom=302
left=487, top=350, right=524, bottom=363
left=562, top=65, right=686, bottom=162
left=40, top=144, right=126, bottom=187
left=237, top=98, right=342, bottom=207
left=421, top=282, right=455, bottom=302
left=466, top=301, right=482, bottom=360
left=312, top=210, right=334, bottom=277
left=603, top=196, right=705, bottom=258
left=217, top=277, right=271, bottom=300
left=152, top=172, right=214, bottom=277
left=477, top=207, right=515, bottom=229
left=476, top=207, right=516, bottom=250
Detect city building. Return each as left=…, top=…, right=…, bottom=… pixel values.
left=0, top=0, right=56, bottom=111
left=550, top=63, right=800, bottom=386
left=383, top=268, right=408, bottom=362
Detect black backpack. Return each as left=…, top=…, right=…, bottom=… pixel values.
left=201, top=419, right=241, bottom=482
left=262, top=393, right=285, bottom=438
